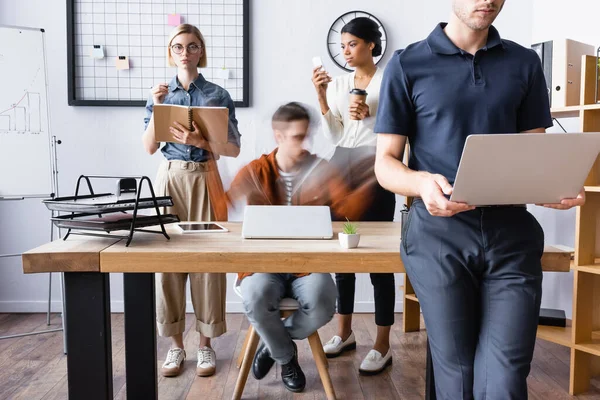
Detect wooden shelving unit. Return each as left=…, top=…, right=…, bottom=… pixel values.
left=402, top=55, right=600, bottom=395
left=551, top=103, right=600, bottom=118
left=568, top=55, right=600, bottom=395
left=404, top=293, right=419, bottom=303
left=537, top=322, right=573, bottom=348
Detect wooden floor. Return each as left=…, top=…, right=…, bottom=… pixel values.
left=1, top=313, right=600, bottom=400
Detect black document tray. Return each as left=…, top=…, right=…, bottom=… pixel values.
left=52, top=175, right=176, bottom=246
left=43, top=193, right=173, bottom=213
left=52, top=212, right=180, bottom=232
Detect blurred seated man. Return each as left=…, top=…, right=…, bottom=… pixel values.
left=227, top=102, right=372, bottom=392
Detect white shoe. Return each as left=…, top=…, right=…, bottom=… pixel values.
left=161, top=348, right=186, bottom=377
left=359, top=348, right=393, bottom=375
left=197, top=346, right=216, bottom=377
left=323, top=331, right=357, bottom=358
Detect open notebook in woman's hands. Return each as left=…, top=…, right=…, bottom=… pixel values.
left=152, top=104, right=229, bottom=151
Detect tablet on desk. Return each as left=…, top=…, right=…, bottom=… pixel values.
left=177, top=222, right=228, bottom=234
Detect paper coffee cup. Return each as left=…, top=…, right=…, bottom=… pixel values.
left=349, top=88, right=368, bottom=104
left=349, top=88, right=368, bottom=120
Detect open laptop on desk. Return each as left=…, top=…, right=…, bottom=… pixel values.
left=242, top=205, right=333, bottom=239
left=450, top=133, right=600, bottom=206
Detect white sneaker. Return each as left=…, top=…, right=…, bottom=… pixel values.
left=161, top=348, right=186, bottom=377
left=197, top=346, right=216, bottom=377
left=359, top=348, right=393, bottom=375
left=323, top=331, right=357, bottom=358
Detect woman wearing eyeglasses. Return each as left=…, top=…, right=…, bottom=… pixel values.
left=142, top=24, right=241, bottom=378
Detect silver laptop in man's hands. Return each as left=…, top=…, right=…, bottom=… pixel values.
left=242, top=205, right=333, bottom=239
left=449, top=133, right=600, bottom=206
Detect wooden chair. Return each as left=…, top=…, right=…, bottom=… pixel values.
left=232, top=279, right=337, bottom=400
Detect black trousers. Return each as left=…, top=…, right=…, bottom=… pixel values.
left=335, top=272, right=395, bottom=326
left=402, top=199, right=544, bottom=399
left=330, top=146, right=396, bottom=327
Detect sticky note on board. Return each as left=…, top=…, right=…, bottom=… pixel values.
left=217, top=68, right=231, bottom=80
left=116, top=56, right=130, bottom=70
left=91, top=45, right=105, bottom=59
left=168, top=14, right=181, bottom=26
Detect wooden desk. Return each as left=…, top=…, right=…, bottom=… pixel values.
left=22, top=222, right=572, bottom=400
left=24, top=222, right=571, bottom=274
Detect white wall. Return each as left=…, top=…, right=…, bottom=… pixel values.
left=532, top=0, right=600, bottom=49
left=5, top=0, right=576, bottom=316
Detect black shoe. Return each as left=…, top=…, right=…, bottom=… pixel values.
left=252, top=341, right=275, bottom=380
left=281, top=342, right=306, bottom=393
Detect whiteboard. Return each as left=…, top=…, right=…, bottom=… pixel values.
left=0, top=25, right=53, bottom=198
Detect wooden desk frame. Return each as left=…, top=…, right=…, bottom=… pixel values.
left=22, top=222, right=571, bottom=400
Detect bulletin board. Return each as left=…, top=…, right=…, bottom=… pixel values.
left=66, top=0, right=249, bottom=107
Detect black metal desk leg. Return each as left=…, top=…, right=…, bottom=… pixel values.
left=426, top=337, right=436, bottom=400
left=124, top=273, right=158, bottom=400
left=64, top=272, right=113, bottom=400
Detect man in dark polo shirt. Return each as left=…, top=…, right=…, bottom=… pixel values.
left=374, top=1, right=585, bottom=399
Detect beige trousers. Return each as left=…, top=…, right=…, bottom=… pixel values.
left=154, top=160, right=227, bottom=338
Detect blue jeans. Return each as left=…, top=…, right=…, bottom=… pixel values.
left=402, top=200, right=544, bottom=400
left=240, top=273, right=336, bottom=364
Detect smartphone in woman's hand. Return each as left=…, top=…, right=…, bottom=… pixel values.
left=312, top=56, right=324, bottom=70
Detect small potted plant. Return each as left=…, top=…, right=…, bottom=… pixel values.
left=339, top=218, right=360, bottom=249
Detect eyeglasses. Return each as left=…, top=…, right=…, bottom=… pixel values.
left=170, top=43, right=202, bottom=55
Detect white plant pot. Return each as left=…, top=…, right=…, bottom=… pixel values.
left=339, top=233, right=360, bottom=249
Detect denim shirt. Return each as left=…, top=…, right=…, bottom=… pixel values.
left=144, top=74, right=241, bottom=162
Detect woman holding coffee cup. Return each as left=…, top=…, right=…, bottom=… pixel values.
left=311, top=17, right=396, bottom=375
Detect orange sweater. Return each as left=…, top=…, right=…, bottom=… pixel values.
left=228, top=149, right=372, bottom=281
left=205, top=157, right=228, bottom=221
